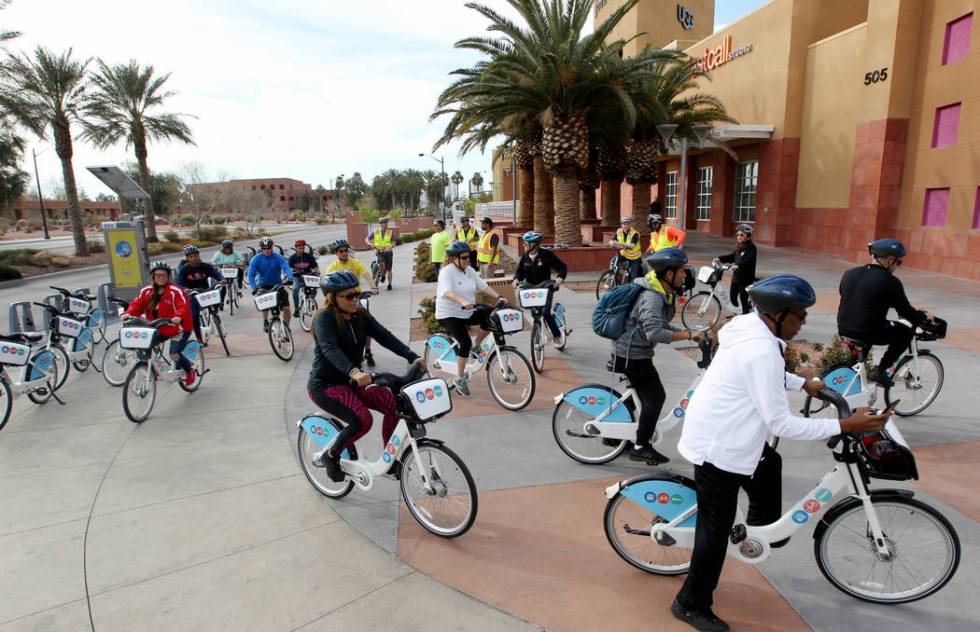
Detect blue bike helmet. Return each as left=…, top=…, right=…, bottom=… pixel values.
left=522, top=231, right=543, bottom=244
left=446, top=240, right=470, bottom=257
left=320, top=270, right=359, bottom=294
left=747, top=275, right=816, bottom=315
left=868, top=239, right=906, bottom=259
left=150, top=260, right=172, bottom=276
left=182, top=244, right=200, bottom=255
left=330, top=238, right=350, bottom=252
left=646, top=247, right=688, bottom=273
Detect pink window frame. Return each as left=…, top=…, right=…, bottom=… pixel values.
left=922, top=188, right=950, bottom=228
left=932, top=103, right=961, bottom=148
left=943, top=13, right=973, bottom=65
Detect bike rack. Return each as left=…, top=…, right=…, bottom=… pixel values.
left=7, top=301, right=37, bottom=333
left=97, top=283, right=117, bottom=323
left=40, top=294, right=61, bottom=329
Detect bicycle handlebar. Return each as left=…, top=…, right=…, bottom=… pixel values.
left=122, top=317, right=174, bottom=329
left=369, top=363, right=427, bottom=391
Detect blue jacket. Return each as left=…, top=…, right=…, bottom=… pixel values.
left=248, top=252, right=293, bottom=288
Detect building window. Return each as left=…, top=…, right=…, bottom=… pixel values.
left=943, top=13, right=973, bottom=65
left=973, top=188, right=980, bottom=229
left=279, top=184, right=285, bottom=190
left=733, top=160, right=758, bottom=223
left=251, top=185, right=256, bottom=191
left=260, top=184, right=265, bottom=190
left=280, top=195, right=286, bottom=202
left=288, top=196, right=294, bottom=201
left=932, top=103, right=961, bottom=148
left=696, top=166, right=713, bottom=221
left=922, top=188, right=950, bottom=227
left=664, top=171, right=678, bottom=219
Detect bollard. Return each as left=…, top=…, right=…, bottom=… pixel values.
left=7, top=301, right=36, bottom=333
left=98, top=283, right=117, bottom=323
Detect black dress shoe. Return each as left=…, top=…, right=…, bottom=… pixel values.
left=868, top=367, right=894, bottom=387
left=671, top=600, right=730, bottom=632
left=629, top=444, right=670, bottom=465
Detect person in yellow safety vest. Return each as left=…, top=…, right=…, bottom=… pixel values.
left=646, top=213, right=687, bottom=255
left=609, top=216, right=644, bottom=280
left=456, top=216, right=479, bottom=271
left=364, top=216, right=395, bottom=291
left=477, top=217, right=501, bottom=279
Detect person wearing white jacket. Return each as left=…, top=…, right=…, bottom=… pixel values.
left=671, top=275, right=891, bottom=632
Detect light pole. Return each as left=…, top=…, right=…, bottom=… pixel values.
left=31, top=148, right=52, bottom=240
left=419, top=153, right=446, bottom=222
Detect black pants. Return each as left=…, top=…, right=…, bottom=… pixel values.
left=437, top=305, right=491, bottom=357
left=613, top=357, right=666, bottom=447
left=846, top=321, right=913, bottom=371
left=729, top=280, right=751, bottom=315
left=676, top=445, right=783, bottom=612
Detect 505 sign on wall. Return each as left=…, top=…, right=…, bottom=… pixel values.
left=864, top=67, right=889, bottom=85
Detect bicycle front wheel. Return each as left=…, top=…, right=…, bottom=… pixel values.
left=199, top=311, right=212, bottom=346
left=399, top=442, right=478, bottom=538
left=885, top=351, right=944, bottom=417
left=101, top=339, right=136, bottom=387
left=681, top=292, right=722, bottom=331
left=0, top=378, right=12, bottom=431
left=815, top=495, right=960, bottom=604
left=123, top=361, right=156, bottom=423
left=605, top=490, right=693, bottom=575
left=596, top=271, right=616, bottom=299
left=269, top=318, right=294, bottom=361
left=300, top=297, right=316, bottom=332
left=51, top=345, right=70, bottom=391
left=486, top=347, right=535, bottom=411
left=552, top=395, right=629, bottom=464
left=530, top=321, right=545, bottom=374
left=213, top=314, right=230, bottom=357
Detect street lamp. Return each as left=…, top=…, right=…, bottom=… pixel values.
left=31, top=148, right=52, bottom=240
left=419, top=153, right=447, bottom=222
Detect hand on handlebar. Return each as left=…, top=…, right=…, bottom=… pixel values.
left=413, top=357, right=427, bottom=371
left=170, top=317, right=182, bottom=325
left=839, top=407, right=890, bottom=434
left=802, top=377, right=827, bottom=398
left=351, top=370, right=372, bottom=388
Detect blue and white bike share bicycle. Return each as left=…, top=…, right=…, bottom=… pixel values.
left=0, top=333, right=60, bottom=431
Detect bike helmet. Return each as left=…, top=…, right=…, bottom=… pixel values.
left=320, top=270, right=359, bottom=294
left=150, top=260, right=172, bottom=276
left=619, top=216, right=632, bottom=225
left=378, top=216, right=390, bottom=223
left=646, top=247, right=688, bottom=272
left=648, top=214, right=664, bottom=228
left=295, top=239, right=306, bottom=248
left=521, top=231, right=544, bottom=244
left=221, top=240, right=233, bottom=249
left=182, top=244, right=200, bottom=255
left=735, top=224, right=753, bottom=236
left=481, top=217, right=494, bottom=226
left=258, top=237, right=274, bottom=249
left=747, top=275, right=816, bottom=315
left=868, top=238, right=906, bottom=259
left=445, top=240, right=470, bottom=257
left=330, top=238, right=350, bottom=252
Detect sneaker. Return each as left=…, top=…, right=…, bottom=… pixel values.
left=671, top=600, right=730, bottom=632
left=365, top=351, right=376, bottom=367
left=387, top=284, right=393, bottom=291
left=312, top=449, right=345, bottom=482
left=262, top=321, right=270, bottom=333
left=183, top=369, right=197, bottom=387
left=629, top=444, right=670, bottom=465
left=453, top=377, right=471, bottom=396
left=868, top=367, right=894, bottom=388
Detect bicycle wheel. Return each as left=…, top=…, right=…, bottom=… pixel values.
left=596, top=271, right=616, bottom=299
left=300, top=297, right=316, bottom=332
left=530, top=321, right=545, bottom=374
left=552, top=393, right=629, bottom=464
left=0, top=378, right=11, bottom=431
left=604, top=488, right=694, bottom=575
left=213, top=313, right=231, bottom=357
left=50, top=345, right=70, bottom=391
left=178, top=343, right=206, bottom=392
left=101, top=339, right=135, bottom=387
left=71, top=343, right=94, bottom=372
left=422, top=336, right=459, bottom=384
left=681, top=292, right=722, bottom=331
left=815, top=495, right=960, bottom=604
left=25, top=350, right=56, bottom=405
left=399, top=441, right=478, bottom=538
left=90, top=311, right=107, bottom=345
left=486, top=347, right=535, bottom=411
left=198, top=310, right=212, bottom=346
left=296, top=422, right=356, bottom=499
left=269, top=318, right=294, bottom=361
left=123, top=361, right=156, bottom=423
left=553, top=303, right=568, bottom=351
left=885, top=352, right=944, bottom=417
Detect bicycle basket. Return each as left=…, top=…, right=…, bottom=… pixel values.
left=302, top=274, right=321, bottom=287
left=119, top=327, right=157, bottom=349
left=696, top=266, right=716, bottom=284
left=518, top=288, right=548, bottom=308
left=0, top=341, right=30, bottom=367
left=220, top=268, right=239, bottom=279
left=492, top=308, right=524, bottom=333
left=67, top=296, right=91, bottom=315
left=54, top=315, right=85, bottom=339
left=917, top=317, right=947, bottom=341
left=195, top=289, right=222, bottom=308
left=254, top=291, right=278, bottom=311
left=400, top=377, right=452, bottom=421
left=859, top=433, right=918, bottom=481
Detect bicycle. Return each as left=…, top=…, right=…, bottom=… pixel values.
left=0, top=332, right=61, bottom=431
left=596, top=253, right=631, bottom=299
left=297, top=274, right=322, bottom=332
left=370, top=249, right=386, bottom=288
left=31, top=302, right=95, bottom=387
left=118, top=318, right=207, bottom=423
left=551, top=336, right=715, bottom=464
left=517, top=281, right=571, bottom=374
left=50, top=286, right=107, bottom=345
left=803, top=318, right=945, bottom=419
left=253, top=283, right=294, bottom=361
left=296, top=364, right=478, bottom=538
left=680, top=262, right=733, bottom=331
left=219, top=266, right=241, bottom=315
left=101, top=297, right=137, bottom=387
left=603, top=387, right=960, bottom=604
left=423, top=302, right=536, bottom=411
left=189, top=288, right=230, bottom=356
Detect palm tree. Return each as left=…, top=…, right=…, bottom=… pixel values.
left=470, top=171, right=483, bottom=196
left=451, top=170, right=464, bottom=200
left=0, top=47, right=90, bottom=255
left=81, top=59, right=194, bottom=242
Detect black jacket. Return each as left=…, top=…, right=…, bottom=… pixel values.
left=717, top=241, right=757, bottom=285
left=309, top=308, right=418, bottom=390
left=514, top=248, right=568, bottom=286
left=177, top=262, right=222, bottom=291
left=837, top=264, right=926, bottom=337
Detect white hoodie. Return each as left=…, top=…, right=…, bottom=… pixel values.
left=677, top=313, right=841, bottom=476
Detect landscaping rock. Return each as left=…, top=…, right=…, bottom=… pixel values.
left=51, top=255, right=71, bottom=268
left=30, top=251, right=53, bottom=267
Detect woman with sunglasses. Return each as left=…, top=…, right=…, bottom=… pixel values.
left=325, top=239, right=379, bottom=365
left=308, top=270, right=424, bottom=482
left=713, top=224, right=757, bottom=315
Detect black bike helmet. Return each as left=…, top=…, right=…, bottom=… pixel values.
left=330, top=238, right=350, bottom=252
left=259, top=237, right=274, bottom=249
left=868, top=239, right=906, bottom=259
left=320, top=270, right=359, bottom=294
left=646, top=247, right=688, bottom=272
left=182, top=244, right=200, bottom=255
left=648, top=214, right=665, bottom=228
left=735, top=224, right=753, bottom=236
left=747, top=275, right=816, bottom=315
left=446, top=240, right=470, bottom=257
left=150, top=260, right=172, bottom=276
left=221, top=240, right=233, bottom=249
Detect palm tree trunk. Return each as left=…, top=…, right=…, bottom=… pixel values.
left=54, top=123, right=88, bottom=257
left=517, top=166, right=533, bottom=229
left=532, top=157, right=553, bottom=234
left=135, top=140, right=159, bottom=242
left=632, top=181, right=652, bottom=234
left=553, top=169, right=581, bottom=247
left=600, top=179, right=621, bottom=227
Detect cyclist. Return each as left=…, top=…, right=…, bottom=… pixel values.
left=455, top=216, right=479, bottom=271
left=326, top=238, right=378, bottom=366
left=123, top=261, right=198, bottom=387
left=609, top=216, right=643, bottom=281
left=364, top=216, right=394, bottom=291
left=288, top=239, right=320, bottom=311
left=476, top=216, right=501, bottom=279
left=247, top=237, right=294, bottom=332
left=837, top=239, right=930, bottom=387
left=712, top=224, right=757, bottom=314
left=308, top=270, right=424, bottom=482
left=211, top=239, right=244, bottom=301
left=435, top=240, right=504, bottom=396
left=512, top=231, right=567, bottom=347
left=672, top=275, right=890, bottom=632
left=613, top=248, right=701, bottom=466
left=176, top=245, right=223, bottom=343
left=647, top=214, right=687, bottom=254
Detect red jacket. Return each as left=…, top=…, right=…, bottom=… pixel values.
left=125, top=283, right=193, bottom=338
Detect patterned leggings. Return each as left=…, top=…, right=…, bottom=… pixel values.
left=307, top=384, right=398, bottom=456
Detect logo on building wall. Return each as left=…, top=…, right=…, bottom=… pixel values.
left=695, top=35, right=753, bottom=72
left=677, top=5, right=695, bottom=30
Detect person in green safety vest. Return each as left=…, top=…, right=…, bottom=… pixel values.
left=455, top=216, right=479, bottom=272
left=430, top=219, right=451, bottom=273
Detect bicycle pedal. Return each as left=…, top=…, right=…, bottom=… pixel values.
left=730, top=524, right=747, bottom=544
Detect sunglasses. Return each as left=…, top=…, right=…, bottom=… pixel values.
left=336, top=291, right=361, bottom=301
left=261, top=247, right=272, bottom=251
left=457, top=254, right=470, bottom=260
left=335, top=249, right=349, bottom=254
left=789, top=309, right=808, bottom=324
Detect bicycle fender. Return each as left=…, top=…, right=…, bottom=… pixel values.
left=426, top=335, right=457, bottom=363
left=611, top=471, right=698, bottom=528
left=812, top=489, right=916, bottom=540
left=822, top=364, right=862, bottom=397
left=297, top=414, right=351, bottom=458
left=560, top=383, right=631, bottom=422
left=181, top=340, right=202, bottom=362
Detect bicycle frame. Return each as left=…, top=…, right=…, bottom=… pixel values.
left=428, top=333, right=501, bottom=377
left=1, top=350, right=56, bottom=395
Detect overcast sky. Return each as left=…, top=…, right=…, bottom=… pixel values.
left=3, top=0, right=764, bottom=199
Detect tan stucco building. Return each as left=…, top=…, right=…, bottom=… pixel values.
left=598, top=0, right=980, bottom=280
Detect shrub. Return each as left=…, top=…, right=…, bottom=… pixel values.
left=415, top=261, right=438, bottom=282
left=163, top=230, right=179, bottom=242
left=315, top=214, right=330, bottom=225
left=318, top=245, right=329, bottom=256
left=0, top=261, right=23, bottom=281
left=798, top=352, right=810, bottom=365
left=417, top=297, right=447, bottom=335
left=197, top=225, right=228, bottom=241
left=0, top=248, right=40, bottom=266
left=812, top=342, right=824, bottom=352
left=86, top=241, right=105, bottom=254
left=818, top=336, right=853, bottom=371
left=784, top=345, right=800, bottom=373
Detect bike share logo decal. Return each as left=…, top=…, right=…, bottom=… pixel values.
left=803, top=499, right=821, bottom=514
left=644, top=492, right=657, bottom=503
left=578, top=395, right=606, bottom=406
left=424, top=388, right=435, bottom=400
left=433, top=385, right=444, bottom=398
left=415, top=391, right=426, bottom=403
left=686, top=390, right=695, bottom=399
left=831, top=375, right=847, bottom=386
left=432, top=341, right=444, bottom=350
left=313, top=425, right=324, bottom=436
left=792, top=510, right=809, bottom=524
left=657, top=493, right=671, bottom=504
left=673, top=407, right=685, bottom=418
left=115, top=240, right=133, bottom=258
left=814, top=488, right=832, bottom=503
left=671, top=494, right=684, bottom=505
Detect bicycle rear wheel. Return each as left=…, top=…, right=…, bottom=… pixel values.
left=885, top=351, right=943, bottom=417
left=596, top=271, right=616, bottom=299
left=123, top=362, right=156, bottom=423
left=296, top=422, right=356, bottom=499
left=604, top=487, right=694, bottom=575
left=552, top=395, right=629, bottom=464
left=50, top=345, right=69, bottom=391
left=486, top=347, right=535, bottom=411
left=681, top=292, right=722, bottom=331
left=530, top=321, right=545, bottom=374
left=0, top=378, right=12, bottom=431
left=102, top=339, right=136, bottom=387
left=399, top=442, right=478, bottom=538
left=269, top=318, right=294, bottom=361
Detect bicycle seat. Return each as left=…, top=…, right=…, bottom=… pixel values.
left=839, top=336, right=871, bottom=361
left=0, top=331, right=44, bottom=343
left=109, top=297, right=131, bottom=309
left=372, top=363, right=427, bottom=391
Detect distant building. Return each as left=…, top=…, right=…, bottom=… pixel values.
left=8, top=198, right=121, bottom=221
left=191, top=178, right=336, bottom=212
left=491, top=148, right=515, bottom=203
